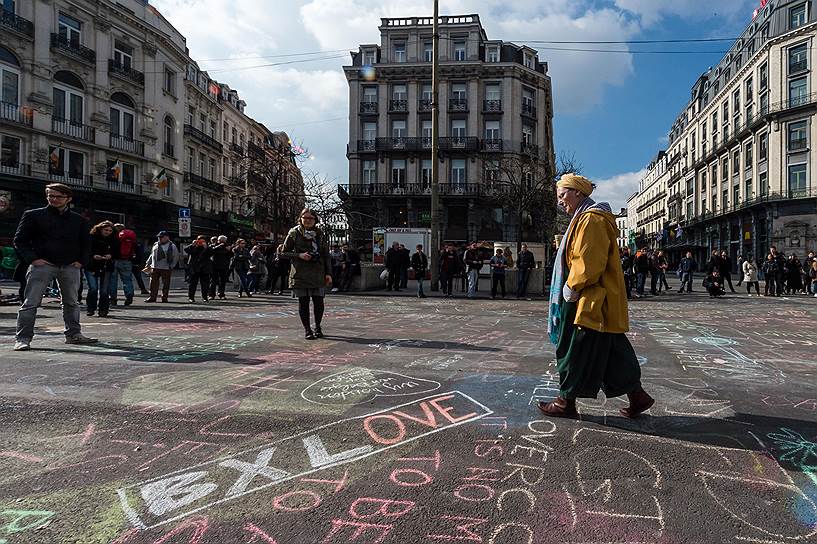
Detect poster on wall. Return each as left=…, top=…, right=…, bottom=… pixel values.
left=372, top=228, right=385, bottom=264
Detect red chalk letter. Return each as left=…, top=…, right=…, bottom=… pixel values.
left=427, top=515, right=488, bottom=541
left=428, top=395, right=478, bottom=424
left=349, top=497, right=415, bottom=519
left=362, top=415, right=406, bottom=445
left=321, top=520, right=392, bottom=543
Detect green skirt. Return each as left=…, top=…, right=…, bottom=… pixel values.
left=555, top=300, right=641, bottom=399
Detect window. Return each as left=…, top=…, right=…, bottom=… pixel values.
left=451, top=159, right=466, bottom=186
left=362, top=122, right=376, bottom=142
left=421, top=83, right=432, bottom=102
left=486, top=46, right=499, bottom=63
left=486, top=159, right=500, bottom=183
left=722, top=190, right=729, bottom=210
left=745, top=77, right=753, bottom=103
left=49, top=146, right=84, bottom=181
left=210, top=120, right=217, bottom=139
left=163, top=175, right=173, bottom=197
left=745, top=178, right=753, bottom=199
left=1, top=52, right=20, bottom=106
left=114, top=41, right=133, bottom=70
left=231, top=127, right=237, bottom=144
left=107, top=160, right=135, bottom=186
left=790, top=3, right=807, bottom=29
left=451, top=119, right=466, bottom=139
left=421, top=159, right=432, bottom=189
left=733, top=151, right=740, bottom=174
left=163, top=66, right=176, bottom=96
left=712, top=194, right=717, bottom=211
left=760, top=92, right=769, bottom=114
left=759, top=63, right=768, bottom=91
left=53, top=80, right=84, bottom=125
left=758, top=133, right=768, bottom=161
left=454, top=40, right=466, bottom=61
left=790, top=77, right=808, bottom=106
left=186, top=147, right=193, bottom=172
left=198, top=152, right=206, bottom=177
left=185, top=106, right=194, bottom=126
left=391, top=159, right=406, bottom=187
left=393, top=42, right=406, bottom=63
left=421, top=119, right=432, bottom=145
left=58, top=13, right=81, bottom=45
left=524, top=53, right=534, bottom=69
left=209, top=157, right=216, bottom=180
left=687, top=201, right=694, bottom=219
left=722, top=157, right=728, bottom=180
left=733, top=185, right=739, bottom=205
left=732, top=90, right=740, bottom=117
left=391, top=119, right=406, bottom=138
left=363, top=86, right=378, bottom=106
left=759, top=171, right=768, bottom=196
left=362, top=160, right=376, bottom=184
left=789, top=43, right=808, bottom=74
left=522, top=125, right=533, bottom=145
left=711, top=164, right=717, bottom=186
left=392, top=84, right=407, bottom=101
left=423, top=42, right=433, bottom=63
left=485, top=120, right=500, bottom=141
left=110, top=94, right=135, bottom=140
left=788, top=120, right=808, bottom=150
left=745, top=142, right=753, bottom=167
left=363, top=49, right=376, bottom=65
left=451, top=82, right=466, bottom=101
left=485, top=83, right=501, bottom=102
left=788, top=164, right=807, bottom=196
left=522, top=88, right=535, bottom=113
left=0, top=134, right=20, bottom=171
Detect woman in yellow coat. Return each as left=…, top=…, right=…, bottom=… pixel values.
left=539, top=174, right=655, bottom=418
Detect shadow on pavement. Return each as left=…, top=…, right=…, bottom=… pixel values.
left=325, top=334, right=502, bottom=352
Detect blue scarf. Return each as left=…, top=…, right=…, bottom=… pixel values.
left=547, top=198, right=612, bottom=344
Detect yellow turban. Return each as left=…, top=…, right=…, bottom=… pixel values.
left=557, top=174, right=594, bottom=196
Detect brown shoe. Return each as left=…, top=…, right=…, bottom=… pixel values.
left=620, top=388, right=655, bottom=418
left=537, top=397, right=578, bottom=418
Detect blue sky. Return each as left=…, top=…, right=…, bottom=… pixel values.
left=152, top=0, right=763, bottom=211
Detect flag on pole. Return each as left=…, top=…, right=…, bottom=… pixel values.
left=153, top=168, right=169, bottom=189
left=108, top=158, right=122, bottom=180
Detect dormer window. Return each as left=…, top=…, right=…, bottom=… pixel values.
left=363, top=49, right=376, bottom=65
left=524, top=53, right=534, bottom=69
left=393, top=42, right=406, bottom=63
left=454, top=40, right=466, bottom=61
left=486, top=46, right=499, bottom=63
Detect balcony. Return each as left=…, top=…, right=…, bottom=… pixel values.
left=110, top=134, right=145, bottom=156
left=448, top=98, right=468, bottom=112
left=483, top=100, right=502, bottom=113
left=0, top=9, right=34, bottom=37
left=247, top=141, right=264, bottom=157
left=357, top=140, right=377, bottom=152
left=522, top=103, right=537, bottom=119
left=376, top=137, right=421, bottom=152
left=520, top=141, right=539, bottom=155
left=106, top=181, right=141, bottom=194
left=0, top=162, right=31, bottom=177
left=49, top=172, right=93, bottom=188
left=52, top=117, right=95, bottom=143
left=637, top=190, right=667, bottom=213
left=184, top=171, right=224, bottom=193
left=389, top=99, right=408, bottom=113
left=0, top=102, right=33, bottom=126
left=440, top=136, right=479, bottom=152
left=789, top=137, right=808, bottom=151
left=338, top=182, right=499, bottom=198
left=482, top=139, right=503, bottom=152
left=50, top=33, right=95, bottom=64
left=418, top=99, right=433, bottom=112
left=184, top=124, right=223, bottom=152
left=360, top=101, right=378, bottom=115
left=108, top=59, right=144, bottom=86
left=230, top=143, right=245, bottom=156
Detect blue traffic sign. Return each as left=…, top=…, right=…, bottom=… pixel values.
left=178, top=208, right=191, bottom=218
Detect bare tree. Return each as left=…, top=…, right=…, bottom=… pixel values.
left=224, top=136, right=307, bottom=242
left=551, top=150, right=585, bottom=236
left=481, top=146, right=556, bottom=253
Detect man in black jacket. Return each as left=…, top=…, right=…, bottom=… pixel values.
left=678, top=251, right=697, bottom=293
left=13, top=183, right=97, bottom=351
left=411, top=244, right=428, bottom=298
left=516, top=244, right=536, bottom=299
left=620, top=247, right=634, bottom=299
left=718, top=250, right=736, bottom=293
left=184, top=235, right=212, bottom=303
left=208, top=235, right=232, bottom=300
left=385, top=242, right=402, bottom=292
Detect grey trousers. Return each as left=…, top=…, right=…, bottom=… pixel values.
left=16, top=264, right=82, bottom=341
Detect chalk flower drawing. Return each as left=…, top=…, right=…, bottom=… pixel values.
left=767, top=428, right=817, bottom=468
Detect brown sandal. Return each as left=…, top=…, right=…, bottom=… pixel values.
left=620, top=388, right=655, bottom=418
left=537, top=397, right=578, bottom=418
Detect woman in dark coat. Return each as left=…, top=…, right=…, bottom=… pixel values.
left=282, top=208, right=332, bottom=339
left=184, top=235, right=212, bottom=303
left=86, top=220, right=119, bottom=317
left=787, top=255, right=804, bottom=294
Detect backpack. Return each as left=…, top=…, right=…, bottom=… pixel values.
left=119, top=229, right=136, bottom=259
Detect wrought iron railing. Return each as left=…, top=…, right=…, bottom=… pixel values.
left=448, top=98, right=468, bottom=112
left=108, top=59, right=144, bottom=86
left=418, top=99, right=433, bottom=112
left=483, top=100, right=502, bottom=113
left=0, top=101, right=33, bottom=126
left=522, top=103, right=537, bottom=118
left=184, top=124, right=223, bottom=152
left=49, top=172, right=93, bottom=187
left=389, top=100, right=408, bottom=112
left=184, top=171, right=224, bottom=193
left=50, top=33, right=95, bottom=64
left=338, top=182, right=512, bottom=198
left=0, top=8, right=33, bottom=36
left=52, top=117, right=95, bottom=142
left=360, top=101, right=378, bottom=114
left=110, top=134, right=145, bottom=156
left=0, top=162, right=30, bottom=177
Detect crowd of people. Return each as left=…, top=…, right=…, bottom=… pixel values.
left=619, top=246, right=817, bottom=299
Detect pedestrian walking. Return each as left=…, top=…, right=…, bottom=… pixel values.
left=411, top=244, right=428, bottom=298
left=787, top=254, right=804, bottom=295
left=340, top=243, right=360, bottom=292
left=231, top=239, right=252, bottom=297
left=736, top=254, right=745, bottom=287
left=648, top=250, right=661, bottom=295
left=771, top=246, right=787, bottom=295
left=144, top=231, right=179, bottom=303
left=804, top=251, right=815, bottom=295
left=209, top=236, right=232, bottom=299
left=809, top=260, right=817, bottom=297
left=85, top=221, right=118, bottom=317
left=329, top=244, right=343, bottom=292
left=399, top=244, right=410, bottom=289
left=464, top=242, right=482, bottom=298
left=742, top=257, right=760, bottom=296
left=657, top=250, right=671, bottom=292
left=131, top=238, right=149, bottom=295
left=13, top=183, right=97, bottom=351
left=248, top=243, right=266, bottom=294
left=109, top=223, right=136, bottom=306
left=516, top=243, right=536, bottom=299
left=540, top=174, right=654, bottom=419
left=762, top=253, right=778, bottom=296
left=184, top=235, right=212, bottom=303
left=282, top=208, right=332, bottom=340
left=385, top=242, right=402, bottom=292
left=439, top=243, right=459, bottom=297
left=633, top=248, right=649, bottom=297
left=489, top=248, right=507, bottom=299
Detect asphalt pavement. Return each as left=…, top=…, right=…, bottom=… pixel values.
left=0, top=279, right=816, bottom=543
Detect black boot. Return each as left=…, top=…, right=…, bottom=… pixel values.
left=314, top=325, right=324, bottom=338
left=124, top=294, right=133, bottom=306
left=304, top=328, right=316, bottom=340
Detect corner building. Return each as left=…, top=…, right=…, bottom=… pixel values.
left=664, top=0, right=817, bottom=263
left=341, top=15, right=555, bottom=247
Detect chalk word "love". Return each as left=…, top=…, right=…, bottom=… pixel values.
left=117, top=391, right=492, bottom=529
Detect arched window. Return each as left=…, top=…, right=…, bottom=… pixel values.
left=164, top=115, right=175, bottom=157
left=53, top=71, right=84, bottom=124
left=0, top=45, right=21, bottom=106
left=110, top=92, right=135, bottom=139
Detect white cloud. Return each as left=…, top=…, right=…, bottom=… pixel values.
left=591, top=169, right=646, bottom=212
left=614, top=0, right=754, bottom=26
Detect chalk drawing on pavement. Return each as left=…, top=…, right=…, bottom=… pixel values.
left=300, top=368, right=442, bottom=405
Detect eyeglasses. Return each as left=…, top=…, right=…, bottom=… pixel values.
left=46, top=194, right=69, bottom=200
